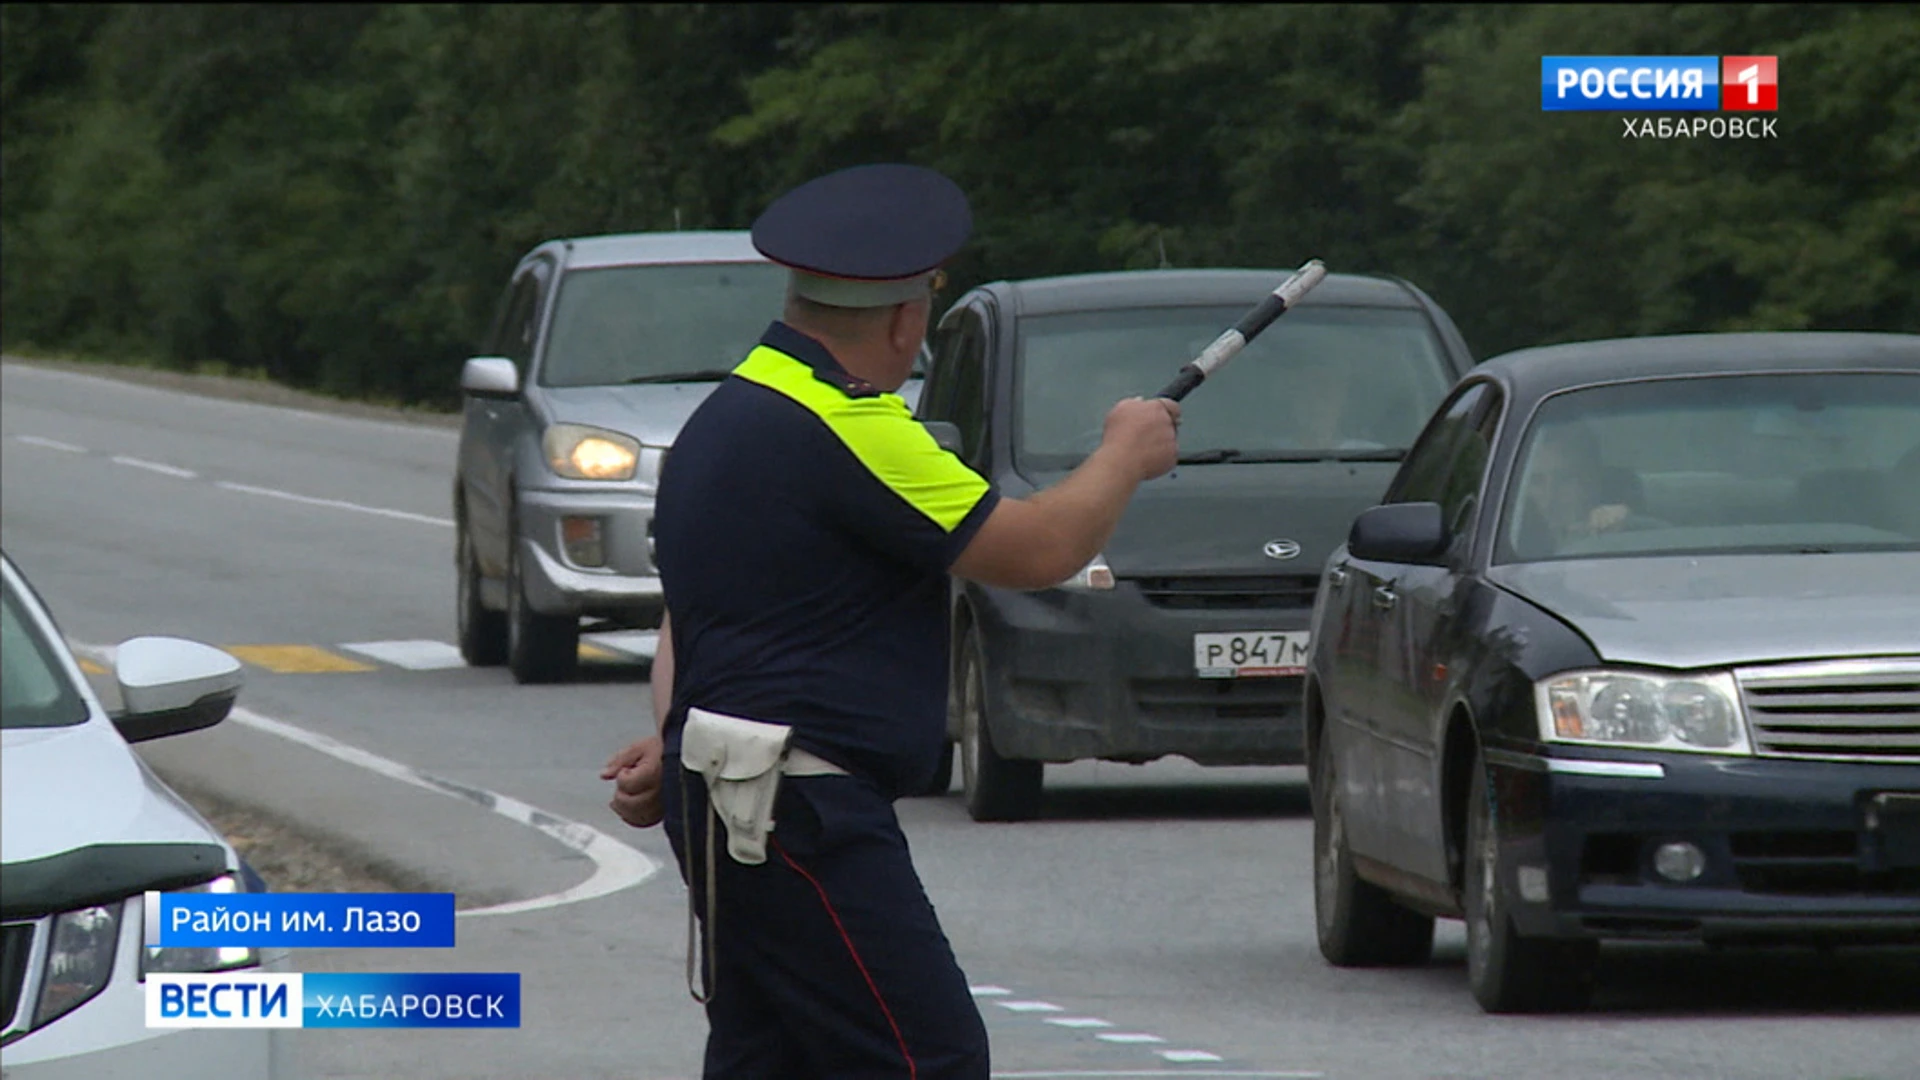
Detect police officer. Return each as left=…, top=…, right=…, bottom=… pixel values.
left=602, top=163, right=1179, bottom=1079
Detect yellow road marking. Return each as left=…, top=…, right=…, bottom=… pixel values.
left=225, top=645, right=375, bottom=674
left=78, top=658, right=108, bottom=676
left=577, top=642, right=621, bottom=662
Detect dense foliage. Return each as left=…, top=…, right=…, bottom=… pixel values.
left=3, top=4, right=1913, bottom=407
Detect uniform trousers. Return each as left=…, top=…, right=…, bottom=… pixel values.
left=663, top=761, right=989, bottom=1079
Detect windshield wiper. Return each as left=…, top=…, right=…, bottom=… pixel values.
left=1177, top=448, right=1243, bottom=464
left=624, top=369, right=736, bottom=385
left=1175, top=448, right=1409, bottom=465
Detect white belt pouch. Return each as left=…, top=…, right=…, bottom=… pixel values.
left=681, top=706, right=795, bottom=865
left=678, top=706, right=844, bottom=1001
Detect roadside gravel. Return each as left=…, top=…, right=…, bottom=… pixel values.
left=1, top=354, right=461, bottom=430
left=156, top=770, right=434, bottom=897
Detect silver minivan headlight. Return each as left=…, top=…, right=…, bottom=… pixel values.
left=543, top=424, right=641, bottom=482
left=1536, top=669, right=1752, bottom=754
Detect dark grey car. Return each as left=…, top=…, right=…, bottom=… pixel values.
left=915, top=269, right=1474, bottom=819
left=1303, top=332, right=1920, bottom=1012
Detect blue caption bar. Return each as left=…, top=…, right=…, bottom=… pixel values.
left=1541, top=56, right=1719, bottom=111
left=144, top=891, right=456, bottom=948
left=147, top=972, right=520, bottom=1028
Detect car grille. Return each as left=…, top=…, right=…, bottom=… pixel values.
left=1580, top=831, right=1920, bottom=897
left=1729, top=831, right=1919, bottom=896
left=1131, top=675, right=1305, bottom=721
left=1128, top=574, right=1320, bottom=610
left=2, top=922, right=32, bottom=1031
left=1736, top=657, right=1920, bottom=763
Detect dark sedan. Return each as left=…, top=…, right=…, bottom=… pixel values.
left=1305, top=331, right=1920, bottom=1012
left=916, top=269, right=1473, bottom=820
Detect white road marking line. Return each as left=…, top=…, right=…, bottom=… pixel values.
left=587, top=630, right=659, bottom=659
left=13, top=434, right=87, bottom=453
left=75, top=641, right=657, bottom=916
left=991, top=1073, right=1322, bottom=1079
left=111, top=455, right=197, bottom=479
left=215, top=480, right=453, bottom=528
left=232, top=704, right=653, bottom=916
left=971, top=984, right=1297, bottom=1078
left=338, top=639, right=469, bottom=671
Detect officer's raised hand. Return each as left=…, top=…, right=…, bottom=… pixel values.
left=952, top=395, right=1180, bottom=592
left=1101, top=396, right=1181, bottom=482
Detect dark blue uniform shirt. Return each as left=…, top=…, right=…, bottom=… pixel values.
left=655, top=322, right=1000, bottom=797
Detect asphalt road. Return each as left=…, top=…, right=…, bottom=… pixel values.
left=3, top=359, right=1916, bottom=1080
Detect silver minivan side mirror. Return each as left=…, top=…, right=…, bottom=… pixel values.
left=460, top=356, right=520, bottom=398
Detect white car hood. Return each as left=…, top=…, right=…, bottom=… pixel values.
left=1, top=719, right=224, bottom=866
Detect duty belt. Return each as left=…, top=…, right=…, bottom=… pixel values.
left=679, top=707, right=846, bottom=1002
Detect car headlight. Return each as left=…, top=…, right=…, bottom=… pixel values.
left=1057, top=553, right=1116, bottom=592
left=1536, top=669, right=1751, bottom=754
left=34, top=903, right=120, bottom=1026
left=142, top=874, right=259, bottom=978
left=543, top=424, right=641, bottom=481
left=639, top=446, right=667, bottom=488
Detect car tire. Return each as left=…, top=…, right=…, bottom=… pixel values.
left=1465, top=751, right=1597, bottom=1013
left=910, top=740, right=955, bottom=797
left=1312, top=730, right=1435, bottom=966
left=456, top=519, right=508, bottom=667
left=958, top=632, right=1041, bottom=822
left=506, top=531, right=580, bottom=685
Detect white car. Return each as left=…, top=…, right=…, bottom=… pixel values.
left=1, top=551, right=296, bottom=1078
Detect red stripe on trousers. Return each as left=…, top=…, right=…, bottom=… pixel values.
left=773, top=839, right=918, bottom=1079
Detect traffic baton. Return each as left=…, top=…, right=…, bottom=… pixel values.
left=1155, top=259, right=1329, bottom=401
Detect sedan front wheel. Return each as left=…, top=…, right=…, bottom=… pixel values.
left=1312, top=729, right=1435, bottom=966
left=1464, top=751, right=1597, bottom=1012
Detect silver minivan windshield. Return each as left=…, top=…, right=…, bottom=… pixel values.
left=538, top=262, right=791, bottom=388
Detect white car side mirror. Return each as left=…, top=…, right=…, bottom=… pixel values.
left=112, top=637, right=244, bottom=743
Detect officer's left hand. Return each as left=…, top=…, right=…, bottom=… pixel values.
left=602, top=735, right=666, bottom=828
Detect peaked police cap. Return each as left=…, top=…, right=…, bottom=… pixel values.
left=751, top=164, right=971, bottom=308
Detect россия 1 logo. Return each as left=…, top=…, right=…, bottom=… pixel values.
left=1541, top=55, right=1778, bottom=139
left=1720, top=55, right=1778, bottom=111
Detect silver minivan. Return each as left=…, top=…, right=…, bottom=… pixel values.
left=454, top=231, right=924, bottom=683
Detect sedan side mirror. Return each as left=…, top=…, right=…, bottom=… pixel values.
left=922, top=421, right=964, bottom=456
left=111, top=637, right=243, bottom=743
left=1348, top=502, right=1449, bottom=564
left=460, top=356, right=520, bottom=399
